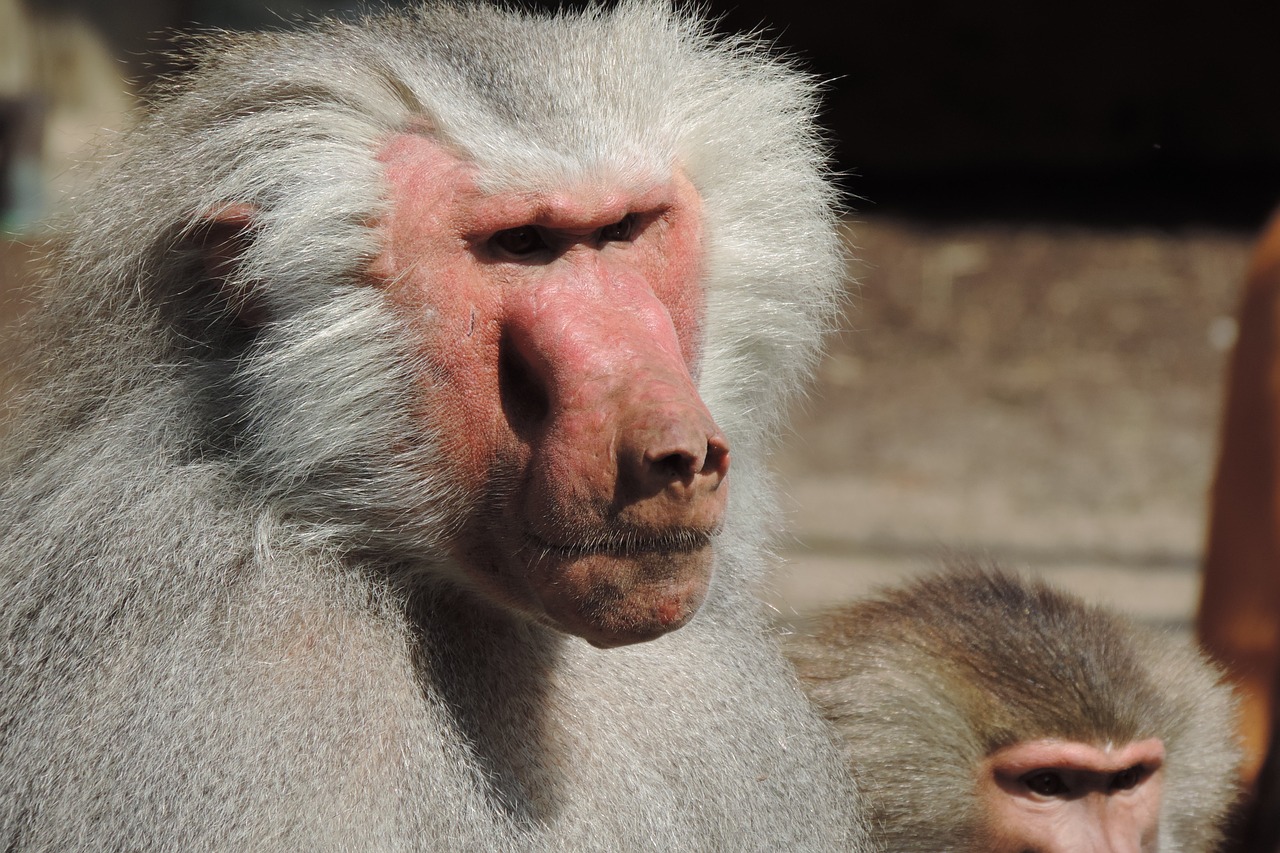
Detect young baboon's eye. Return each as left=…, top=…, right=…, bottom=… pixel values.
left=1110, top=765, right=1144, bottom=791
left=1021, top=771, right=1069, bottom=797
left=600, top=214, right=635, bottom=243
left=492, top=226, right=547, bottom=257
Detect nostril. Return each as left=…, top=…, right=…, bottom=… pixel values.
left=498, top=334, right=550, bottom=437
left=640, top=432, right=730, bottom=488
left=702, top=436, right=730, bottom=478
left=651, top=450, right=697, bottom=481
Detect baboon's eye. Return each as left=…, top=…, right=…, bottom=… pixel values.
left=600, top=214, right=636, bottom=243
left=1110, top=765, right=1145, bottom=791
left=1021, top=771, right=1069, bottom=797
left=492, top=226, right=548, bottom=257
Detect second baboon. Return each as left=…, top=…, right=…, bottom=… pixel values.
left=788, top=565, right=1240, bottom=852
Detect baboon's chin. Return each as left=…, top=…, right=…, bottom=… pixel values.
left=527, top=545, right=714, bottom=647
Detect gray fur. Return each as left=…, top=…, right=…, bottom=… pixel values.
left=0, top=3, right=867, bottom=850
left=787, top=563, right=1241, bottom=852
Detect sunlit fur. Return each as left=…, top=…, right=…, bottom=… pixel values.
left=0, top=2, right=863, bottom=849
left=788, top=563, right=1240, bottom=853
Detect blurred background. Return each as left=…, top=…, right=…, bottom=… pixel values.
left=1, top=0, right=1277, bottom=634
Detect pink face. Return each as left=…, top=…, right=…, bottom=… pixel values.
left=373, top=134, right=729, bottom=647
left=977, top=737, right=1166, bottom=853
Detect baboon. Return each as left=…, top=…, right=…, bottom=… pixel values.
left=788, top=565, right=1240, bottom=852
left=0, top=4, right=870, bottom=850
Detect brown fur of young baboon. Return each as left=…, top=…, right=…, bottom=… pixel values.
left=0, top=3, right=868, bottom=849
left=787, top=564, right=1240, bottom=853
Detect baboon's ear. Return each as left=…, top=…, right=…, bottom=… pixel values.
left=190, top=202, right=265, bottom=327
left=195, top=202, right=256, bottom=283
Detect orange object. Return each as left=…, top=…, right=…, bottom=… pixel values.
left=1199, top=209, right=1280, bottom=791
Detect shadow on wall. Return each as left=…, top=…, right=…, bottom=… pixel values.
left=5, top=0, right=1280, bottom=231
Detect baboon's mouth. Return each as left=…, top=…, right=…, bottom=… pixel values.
left=519, top=530, right=716, bottom=648
left=525, top=528, right=713, bottom=559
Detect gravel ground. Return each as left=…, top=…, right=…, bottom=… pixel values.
left=769, top=215, right=1255, bottom=633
